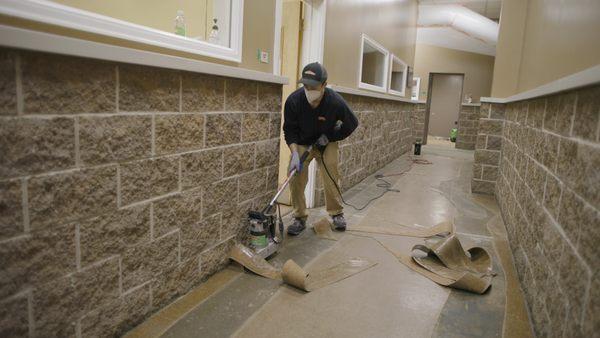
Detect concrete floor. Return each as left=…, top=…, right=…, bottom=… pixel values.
left=127, top=141, right=534, bottom=338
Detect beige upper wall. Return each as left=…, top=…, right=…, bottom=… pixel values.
left=492, top=0, right=600, bottom=96
left=0, top=0, right=276, bottom=74
left=490, top=0, right=527, bottom=97
left=413, top=44, right=495, bottom=103
left=323, top=0, right=418, bottom=98
left=241, top=0, right=276, bottom=73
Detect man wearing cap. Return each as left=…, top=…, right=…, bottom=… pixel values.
left=283, top=62, right=359, bottom=236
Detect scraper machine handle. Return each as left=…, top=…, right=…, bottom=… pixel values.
left=262, top=145, right=313, bottom=214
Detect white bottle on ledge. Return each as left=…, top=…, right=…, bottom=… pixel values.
left=208, top=18, right=219, bottom=44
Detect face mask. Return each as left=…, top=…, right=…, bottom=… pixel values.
left=304, top=88, right=323, bottom=103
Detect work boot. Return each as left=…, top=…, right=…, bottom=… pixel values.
left=287, top=218, right=306, bottom=236
left=332, top=214, right=347, bottom=231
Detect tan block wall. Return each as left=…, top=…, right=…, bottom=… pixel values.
left=471, top=103, right=505, bottom=194
left=476, top=85, right=599, bottom=336
left=313, top=94, right=417, bottom=206
left=412, top=103, right=427, bottom=143
left=0, top=48, right=282, bottom=337
left=455, top=104, right=481, bottom=150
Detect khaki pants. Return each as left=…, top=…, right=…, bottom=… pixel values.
left=288, top=142, right=343, bottom=220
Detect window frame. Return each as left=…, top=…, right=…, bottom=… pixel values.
left=0, top=0, right=245, bottom=63
left=387, top=54, right=408, bottom=97
left=358, top=33, right=390, bottom=93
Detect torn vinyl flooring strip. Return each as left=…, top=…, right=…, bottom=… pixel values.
left=312, top=217, right=342, bottom=241
left=348, top=220, right=454, bottom=238
left=229, top=244, right=377, bottom=292
left=376, top=235, right=495, bottom=294
left=229, top=244, right=282, bottom=280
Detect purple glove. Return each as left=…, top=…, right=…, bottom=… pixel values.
left=289, top=150, right=302, bottom=174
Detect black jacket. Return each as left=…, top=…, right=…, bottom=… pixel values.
left=283, top=87, right=358, bottom=146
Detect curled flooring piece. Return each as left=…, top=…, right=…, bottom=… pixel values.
left=229, top=244, right=376, bottom=292
left=348, top=220, right=453, bottom=238
left=229, top=244, right=282, bottom=280
left=312, top=218, right=340, bottom=241
left=383, top=235, right=494, bottom=294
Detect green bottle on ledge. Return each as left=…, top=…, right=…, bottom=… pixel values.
left=175, top=10, right=186, bottom=37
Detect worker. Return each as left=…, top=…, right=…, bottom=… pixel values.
left=283, top=62, right=359, bottom=236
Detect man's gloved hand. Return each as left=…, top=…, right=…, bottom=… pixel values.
left=289, top=150, right=302, bottom=174
left=316, top=134, right=329, bottom=147
left=316, top=134, right=329, bottom=152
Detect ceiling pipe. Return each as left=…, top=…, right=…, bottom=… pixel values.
left=418, top=4, right=499, bottom=45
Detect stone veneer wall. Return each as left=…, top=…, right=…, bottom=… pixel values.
left=312, top=94, right=418, bottom=206
left=412, top=102, right=427, bottom=143
left=471, top=103, right=505, bottom=194
left=455, top=104, right=481, bottom=150
left=477, top=85, right=599, bottom=336
left=0, top=48, right=282, bottom=337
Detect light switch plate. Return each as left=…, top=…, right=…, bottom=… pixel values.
left=260, top=50, right=269, bottom=64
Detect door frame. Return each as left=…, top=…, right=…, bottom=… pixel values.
left=300, top=0, right=327, bottom=208
left=273, top=0, right=283, bottom=76
left=425, top=72, right=465, bottom=143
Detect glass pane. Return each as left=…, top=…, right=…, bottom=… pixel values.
left=361, top=42, right=386, bottom=87
left=50, top=0, right=233, bottom=48
left=207, top=0, right=232, bottom=48
left=390, top=59, right=406, bottom=92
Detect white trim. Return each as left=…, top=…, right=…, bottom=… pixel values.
left=358, top=81, right=389, bottom=94
left=0, top=0, right=245, bottom=63
left=300, top=0, right=327, bottom=66
left=411, top=77, right=421, bottom=101
left=388, top=54, right=408, bottom=97
left=481, top=64, right=600, bottom=104
left=329, top=84, right=424, bottom=104
left=273, top=0, right=283, bottom=75
left=358, top=33, right=390, bottom=93
left=300, top=0, right=327, bottom=209
left=0, top=24, right=288, bottom=84
left=461, top=103, right=481, bottom=106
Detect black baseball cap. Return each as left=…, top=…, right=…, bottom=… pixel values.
left=298, top=62, right=328, bottom=87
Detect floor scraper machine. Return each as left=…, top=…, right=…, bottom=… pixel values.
left=247, top=145, right=313, bottom=259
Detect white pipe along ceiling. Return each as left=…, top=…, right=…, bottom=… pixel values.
left=417, top=4, right=499, bottom=55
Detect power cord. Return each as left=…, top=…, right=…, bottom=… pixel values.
left=319, top=148, right=432, bottom=211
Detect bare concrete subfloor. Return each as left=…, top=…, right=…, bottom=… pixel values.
left=127, top=142, right=534, bottom=338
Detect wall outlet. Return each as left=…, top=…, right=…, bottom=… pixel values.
left=259, top=50, right=270, bottom=64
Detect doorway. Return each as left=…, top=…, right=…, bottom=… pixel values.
left=275, top=0, right=326, bottom=207
left=425, top=73, right=464, bottom=142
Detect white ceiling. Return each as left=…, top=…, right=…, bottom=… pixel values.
left=417, top=27, right=496, bottom=55
left=418, top=0, right=502, bottom=20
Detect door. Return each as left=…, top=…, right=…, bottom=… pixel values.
left=427, top=73, right=464, bottom=138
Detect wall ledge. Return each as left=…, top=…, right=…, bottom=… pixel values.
left=482, top=64, right=600, bottom=104
left=461, top=103, right=481, bottom=106
left=0, top=24, right=289, bottom=85
left=329, top=84, right=425, bottom=104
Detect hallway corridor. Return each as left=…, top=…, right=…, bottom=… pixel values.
left=128, top=143, right=533, bottom=338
